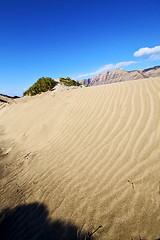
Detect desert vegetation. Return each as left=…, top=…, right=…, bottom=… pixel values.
left=59, top=77, right=82, bottom=87
left=23, top=77, right=56, bottom=96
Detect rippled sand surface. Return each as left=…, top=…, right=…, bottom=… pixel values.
left=0, top=77, right=160, bottom=240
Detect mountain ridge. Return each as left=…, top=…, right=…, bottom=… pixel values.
left=79, top=65, right=160, bottom=86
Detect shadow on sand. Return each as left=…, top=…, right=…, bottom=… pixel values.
left=0, top=202, right=95, bottom=240
left=0, top=99, right=7, bottom=103
left=1, top=202, right=159, bottom=240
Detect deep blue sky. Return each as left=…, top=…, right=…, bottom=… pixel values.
left=0, top=0, right=160, bottom=96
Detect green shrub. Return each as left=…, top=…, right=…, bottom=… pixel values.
left=59, top=77, right=82, bottom=87
left=23, top=77, right=56, bottom=96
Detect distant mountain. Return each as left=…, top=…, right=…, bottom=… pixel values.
left=79, top=66, right=160, bottom=86
left=0, top=94, right=12, bottom=103
left=0, top=94, right=19, bottom=103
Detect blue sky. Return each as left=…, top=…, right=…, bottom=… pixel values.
left=0, top=0, right=160, bottom=96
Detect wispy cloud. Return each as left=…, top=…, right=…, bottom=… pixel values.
left=75, top=46, right=160, bottom=80
left=75, top=61, right=136, bottom=79
left=134, top=46, right=160, bottom=60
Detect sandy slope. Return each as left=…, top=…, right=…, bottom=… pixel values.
left=0, top=94, right=13, bottom=110
left=0, top=77, right=160, bottom=239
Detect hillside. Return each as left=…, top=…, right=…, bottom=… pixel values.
left=0, top=94, right=14, bottom=103
left=0, top=77, right=160, bottom=239
left=0, top=94, right=17, bottom=110
left=79, top=65, right=160, bottom=86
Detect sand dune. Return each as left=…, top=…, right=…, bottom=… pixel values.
left=0, top=77, right=160, bottom=239
left=0, top=94, right=13, bottom=110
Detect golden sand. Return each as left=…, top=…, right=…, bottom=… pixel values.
left=0, top=77, right=160, bottom=239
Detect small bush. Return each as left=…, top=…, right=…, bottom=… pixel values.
left=59, top=77, right=82, bottom=87
left=12, top=96, right=20, bottom=99
left=23, top=77, right=56, bottom=96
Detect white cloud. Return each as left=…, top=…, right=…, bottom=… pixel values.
left=75, top=61, right=136, bottom=79
left=149, top=52, right=160, bottom=60
left=134, top=46, right=160, bottom=60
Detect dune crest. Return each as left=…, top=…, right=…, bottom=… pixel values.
left=0, top=77, right=160, bottom=239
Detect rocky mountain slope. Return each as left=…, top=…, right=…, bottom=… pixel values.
left=79, top=65, right=160, bottom=86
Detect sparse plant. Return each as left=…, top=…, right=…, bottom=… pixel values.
left=59, top=77, right=82, bottom=87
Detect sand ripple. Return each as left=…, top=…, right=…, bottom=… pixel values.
left=0, top=77, right=160, bottom=239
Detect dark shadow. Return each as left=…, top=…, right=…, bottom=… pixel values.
left=142, top=65, right=160, bottom=73
left=12, top=96, right=20, bottom=99
left=0, top=203, right=95, bottom=240
left=0, top=99, right=7, bottom=103
left=0, top=94, right=13, bottom=99
left=0, top=94, right=20, bottom=99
